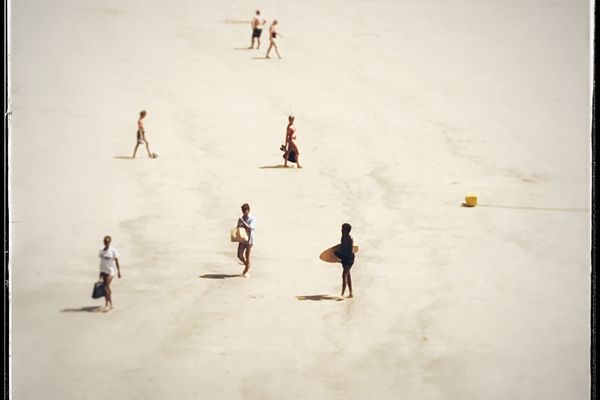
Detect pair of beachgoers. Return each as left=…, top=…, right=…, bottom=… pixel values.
left=249, top=10, right=283, bottom=59
left=233, top=203, right=354, bottom=297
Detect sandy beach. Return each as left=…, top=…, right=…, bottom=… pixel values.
left=9, top=0, right=591, bottom=399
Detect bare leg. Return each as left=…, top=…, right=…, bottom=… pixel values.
left=257, top=38, right=261, bottom=49
left=266, top=42, right=273, bottom=58
left=341, top=270, right=347, bottom=297
left=347, top=271, right=353, bottom=298
left=132, top=143, right=140, bottom=158
left=237, top=243, right=246, bottom=266
left=103, top=274, right=114, bottom=310
left=250, top=37, right=255, bottom=49
left=274, top=44, right=282, bottom=59
left=144, top=141, right=152, bottom=157
left=242, top=245, right=252, bottom=276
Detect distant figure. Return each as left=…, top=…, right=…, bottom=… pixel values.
left=265, top=20, right=282, bottom=59
left=237, top=203, right=256, bottom=277
left=335, top=223, right=355, bottom=298
left=284, top=115, right=302, bottom=168
left=98, top=236, right=122, bottom=312
left=132, top=110, right=153, bottom=158
left=249, top=10, right=267, bottom=49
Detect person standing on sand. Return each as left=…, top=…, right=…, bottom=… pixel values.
left=335, top=223, right=355, bottom=298
left=132, top=110, right=153, bottom=158
left=237, top=203, right=256, bottom=278
left=265, top=20, right=283, bottom=59
left=249, top=10, right=267, bottom=49
left=98, top=235, right=122, bottom=312
left=284, top=115, right=302, bottom=168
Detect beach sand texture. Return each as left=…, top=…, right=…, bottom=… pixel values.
left=9, top=0, right=590, bottom=399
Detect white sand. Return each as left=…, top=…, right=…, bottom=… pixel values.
left=9, top=0, right=591, bottom=399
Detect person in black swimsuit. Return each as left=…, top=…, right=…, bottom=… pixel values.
left=335, top=223, right=355, bottom=298
left=265, top=20, right=283, bottom=59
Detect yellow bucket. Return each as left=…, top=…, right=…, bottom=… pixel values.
left=464, top=194, right=478, bottom=207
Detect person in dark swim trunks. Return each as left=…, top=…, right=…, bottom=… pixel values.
left=250, top=10, right=266, bottom=49
left=335, top=223, right=355, bottom=298
left=132, top=110, right=153, bottom=158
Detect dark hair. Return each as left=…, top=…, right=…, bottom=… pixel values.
left=256, top=10, right=260, bottom=15
left=341, top=223, right=352, bottom=233
left=103, top=235, right=112, bottom=242
left=241, top=203, right=250, bottom=212
left=140, top=110, right=147, bottom=117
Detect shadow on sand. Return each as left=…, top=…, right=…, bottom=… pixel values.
left=251, top=56, right=269, bottom=60
left=234, top=47, right=253, bottom=50
left=113, top=156, right=133, bottom=160
left=223, top=19, right=250, bottom=24
left=61, top=306, right=104, bottom=313
left=463, top=203, right=588, bottom=212
left=199, top=274, right=240, bottom=279
left=259, top=164, right=292, bottom=169
left=296, top=294, right=343, bottom=301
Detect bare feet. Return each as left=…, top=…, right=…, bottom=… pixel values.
left=242, top=272, right=250, bottom=278
left=348, top=294, right=353, bottom=298
left=297, top=165, right=303, bottom=169
left=265, top=56, right=271, bottom=59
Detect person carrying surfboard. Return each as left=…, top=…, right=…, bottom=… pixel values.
left=335, top=223, right=355, bottom=298
left=237, top=203, right=256, bottom=278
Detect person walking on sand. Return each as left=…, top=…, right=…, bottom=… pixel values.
left=284, top=115, right=302, bottom=168
left=265, top=20, right=283, bottom=59
left=237, top=203, right=256, bottom=278
left=98, top=235, right=122, bottom=312
left=249, top=10, right=267, bottom=49
left=132, top=110, right=153, bottom=158
left=335, top=223, right=355, bottom=298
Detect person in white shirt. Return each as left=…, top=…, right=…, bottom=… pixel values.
left=237, top=203, right=256, bottom=277
left=98, top=235, right=122, bottom=311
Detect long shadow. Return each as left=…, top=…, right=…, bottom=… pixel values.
left=113, top=156, right=133, bottom=160
left=296, top=294, right=343, bottom=301
left=251, top=57, right=269, bottom=60
left=223, top=19, right=251, bottom=24
left=259, top=164, right=292, bottom=169
left=61, top=306, right=104, bottom=313
left=199, top=274, right=240, bottom=279
left=468, top=204, right=589, bottom=212
left=234, top=47, right=253, bottom=50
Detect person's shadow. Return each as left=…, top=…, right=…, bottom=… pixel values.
left=259, top=164, right=292, bottom=169
left=113, top=156, right=133, bottom=160
left=199, top=274, right=240, bottom=279
left=296, top=295, right=343, bottom=301
left=60, top=306, right=104, bottom=312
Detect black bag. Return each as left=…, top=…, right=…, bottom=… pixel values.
left=280, top=145, right=298, bottom=163
left=92, top=281, right=105, bottom=299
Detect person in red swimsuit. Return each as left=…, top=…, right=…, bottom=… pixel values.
left=284, top=115, right=302, bottom=168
